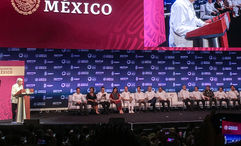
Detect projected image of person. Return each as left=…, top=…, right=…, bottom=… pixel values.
left=169, top=0, right=207, bottom=47
left=110, top=87, right=124, bottom=114
left=86, top=87, right=99, bottom=114
left=72, top=87, right=88, bottom=114
left=206, top=0, right=219, bottom=17
left=11, top=78, right=23, bottom=122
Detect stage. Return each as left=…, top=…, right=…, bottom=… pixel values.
left=1, top=110, right=241, bottom=126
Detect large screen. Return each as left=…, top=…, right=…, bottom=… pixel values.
left=222, top=120, right=241, bottom=144
left=161, top=0, right=241, bottom=49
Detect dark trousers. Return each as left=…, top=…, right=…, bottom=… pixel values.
left=148, top=97, right=157, bottom=110
left=99, top=101, right=110, bottom=113
left=195, top=99, right=206, bottom=109
left=137, top=100, right=147, bottom=110
left=76, top=103, right=88, bottom=113
left=160, top=100, right=170, bottom=110
left=12, top=103, right=17, bottom=121
left=183, top=98, right=194, bottom=110
left=209, top=98, right=217, bottom=108
left=231, top=99, right=241, bottom=107
left=218, top=98, right=230, bottom=108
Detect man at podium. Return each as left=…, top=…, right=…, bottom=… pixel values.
left=169, top=0, right=207, bottom=47
left=11, top=78, right=24, bottom=123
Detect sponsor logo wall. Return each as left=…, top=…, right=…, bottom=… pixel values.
left=0, top=48, right=241, bottom=108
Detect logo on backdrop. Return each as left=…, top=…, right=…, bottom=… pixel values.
left=11, top=0, right=40, bottom=15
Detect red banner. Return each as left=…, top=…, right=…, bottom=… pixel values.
left=222, top=120, right=241, bottom=135
left=0, top=0, right=165, bottom=50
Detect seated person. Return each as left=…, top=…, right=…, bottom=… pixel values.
left=145, top=86, right=157, bottom=111
left=232, top=0, right=241, bottom=17
left=191, top=86, right=205, bottom=109
left=215, top=0, right=230, bottom=13
left=206, top=0, right=219, bottom=16
left=228, top=85, right=240, bottom=108
left=203, top=85, right=217, bottom=108
left=86, top=87, right=99, bottom=114
left=155, top=87, right=170, bottom=111
left=179, top=85, right=193, bottom=110
left=215, top=87, right=229, bottom=109
left=121, top=86, right=135, bottom=113
left=110, top=87, right=124, bottom=114
left=72, top=87, right=87, bottom=113
left=97, top=86, right=110, bottom=114
left=134, top=86, right=147, bottom=111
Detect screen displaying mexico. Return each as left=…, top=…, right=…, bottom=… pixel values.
left=0, top=0, right=166, bottom=50
left=161, top=0, right=241, bottom=49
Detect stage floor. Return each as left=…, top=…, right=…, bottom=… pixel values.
left=1, top=110, right=241, bottom=125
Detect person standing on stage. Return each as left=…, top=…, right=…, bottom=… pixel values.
left=169, top=0, right=207, bottom=47
left=11, top=78, right=23, bottom=122
left=155, top=87, right=170, bottom=111
left=110, top=87, right=124, bottom=114
left=191, top=86, right=205, bottom=109
left=135, top=86, right=147, bottom=111
left=203, top=85, right=217, bottom=108
left=179, top=85, right=193, bottom=110
left=121, top=86, right=135, bottom=113
left=145, top=86, right=157, bottom=111
left=215, top=87, right=229, bottom=109
left=228, top=85, right=240, bottom=108
left=72, top=87, right=88, bottom=114
left=86, top=87, right=99, bottom=114
left=97, top=86, right=110, bottom=114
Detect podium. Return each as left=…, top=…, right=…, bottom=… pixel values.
left=15, top=89, right=34, bottom=121
left=186, top=12, right=230, bottom=48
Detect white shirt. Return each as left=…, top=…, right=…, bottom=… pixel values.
left=134, top=91, right=145, bottom=100
left=215, top=91, right=228, bottom=99
left=179, top=89, right=190, bottom=99
left=155, top=91, right=168, bottom=99
left=145, top=91, right=156, bottom=100
left=121, top=91, right=132, bottom=100
left=11, top=83, right=23, bottom=104
left=72, top=93, right=86, bottom=103
left=206, top=2, right=218, bottom=15
left=97, top=92, right=109, bottom=102
left=228, top=90, right=239, bottom=99
left=169, top=0, right=205, bottom=47
left=191, top=91, right=203, bottom=100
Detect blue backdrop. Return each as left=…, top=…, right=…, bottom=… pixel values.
left=0, top=48, right=240, bottom=108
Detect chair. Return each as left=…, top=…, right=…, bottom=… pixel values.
left=200, top=4, right=214, bottom=20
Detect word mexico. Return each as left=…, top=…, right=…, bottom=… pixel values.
left=44, top=0, right=112, bottom=15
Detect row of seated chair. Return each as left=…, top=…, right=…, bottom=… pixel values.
left=68, top=91, right=241, bottom=111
